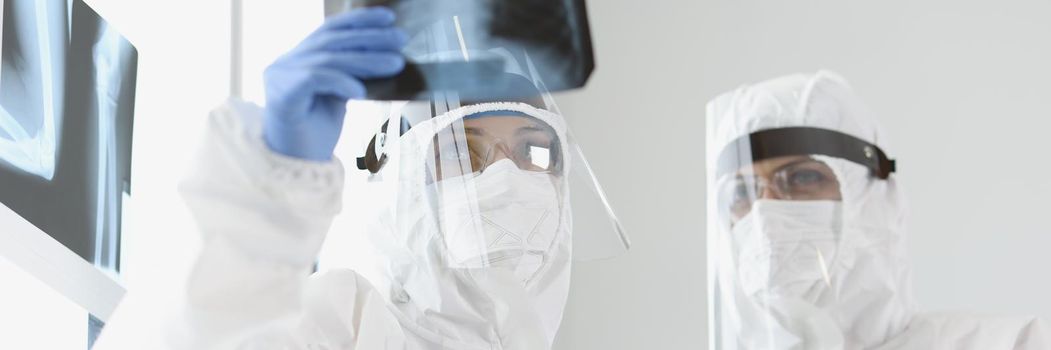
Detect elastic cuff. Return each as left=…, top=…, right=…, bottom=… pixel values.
left=213, top=99, right=346, bottom=213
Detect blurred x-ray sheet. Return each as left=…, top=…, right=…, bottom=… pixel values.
left=324, top=0, right=596, bottom=100
left=0, top=0, right=137, bottom=271
left=0, top=0, right=64, bottom=180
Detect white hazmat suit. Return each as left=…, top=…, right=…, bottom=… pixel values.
left=93, top=96, right=629, bottom=349
left=705, top=70, right=1051, bottom=349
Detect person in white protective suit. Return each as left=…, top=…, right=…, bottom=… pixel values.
left=93, top=7, right=628, bottom=350
left=705, top=70, right=1051, bottom=349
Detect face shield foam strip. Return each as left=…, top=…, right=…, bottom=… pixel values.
left=716, top=127, right=897, bottom=180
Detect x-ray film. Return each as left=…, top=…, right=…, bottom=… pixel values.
left=324, top=0, right=596, bottom=101
left=0, top=0, right=137, bottom=272
left=0, top=1, right=4, bottom=83
left=0, top=0, right=64, bottom=180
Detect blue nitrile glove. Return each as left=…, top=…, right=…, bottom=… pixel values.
left=263, top=7, right=407, bottom=161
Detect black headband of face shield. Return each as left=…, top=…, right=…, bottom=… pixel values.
left=716, top=127, right=897, bottom=180
left=356, top=117, right=411, bottom=174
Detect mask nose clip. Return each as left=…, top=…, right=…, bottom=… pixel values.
left=477, top=138, right=513, bottom=174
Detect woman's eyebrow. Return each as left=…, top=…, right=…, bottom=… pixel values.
left=515, top=125, right=548, bottom=136
left=734, top=158, right=813, bottom=177
left=773, top=158, right=821, bottom=173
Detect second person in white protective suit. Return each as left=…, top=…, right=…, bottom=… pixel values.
left=705, top=70, right=1051, bottom=349
left=92, top=7, right=629, bottom=350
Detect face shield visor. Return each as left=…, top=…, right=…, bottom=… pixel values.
left=708, top=127, right=897, bottom=349
left=341, top=13, right=626, bottom=279
left=358, top=96, right=629, bottom=272
left=349, top=78, right=627, bottom=349
left=418, top=106, right=567, bottom=277
left=338, top=12, right=624, bottom=345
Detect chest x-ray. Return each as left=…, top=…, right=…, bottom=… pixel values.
left=324, top=0, right=596, bottom=101
left=0, top=0, right=137, bottom=271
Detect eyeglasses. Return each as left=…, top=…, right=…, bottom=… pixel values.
left=431, top=118, right=562, bottom=179
left=721, top=158, right=842, bottom=219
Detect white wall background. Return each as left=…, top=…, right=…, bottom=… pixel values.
left=15, top=0, right=1043, bottom=349
left=554, top=0, right=1051, bottom=348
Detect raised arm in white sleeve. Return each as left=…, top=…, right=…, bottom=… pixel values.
left=93, top=100, right=403, bottom=349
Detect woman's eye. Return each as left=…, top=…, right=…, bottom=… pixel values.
left=788, top=169, right=825, bottom=187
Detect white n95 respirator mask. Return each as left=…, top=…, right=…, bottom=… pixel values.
left=435, top=159, right=563, bottom=284
left=733, top=200, right=843, bottom=299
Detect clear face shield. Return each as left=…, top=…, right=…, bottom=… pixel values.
left=358, top=94, right=629, bottom=275
left=336, top=8, right=625, bottom=344
left=426, top=109, right=565, bottom=278
left=349, top=4, right=628, bottom=271
left=708, top=127, right=897, bottom=349
left=351, top=80, right=627, bottom=348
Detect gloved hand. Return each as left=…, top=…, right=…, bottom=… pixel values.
left=263, top=7, right=407, bottom=161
